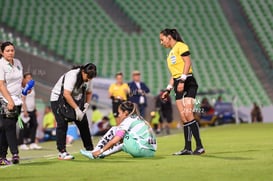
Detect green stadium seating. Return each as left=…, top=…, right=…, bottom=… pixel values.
left=240, top=0, right=273, bottom=61
left=0, top=0, right=272, bottom=106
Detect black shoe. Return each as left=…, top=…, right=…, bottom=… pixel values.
left=173, top=149, right=192, bottom=155
left=12, top=154, right=20, bottom=164
left=193, top=147, right=205, bottom=155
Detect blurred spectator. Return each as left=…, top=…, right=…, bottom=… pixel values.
left=18, top=72, right=42, bottom=150
left=91, top=116, right=111, bottom=136
left=155, top=90, right=173, bottom=135
left=200, top=97, right=214, bottom=115
left=128, top=70, right=150, bottom=118
left=195, top=97, right=217, bottom=127
left=108, top=72, right=130, bottom=118
left=91, top=105, right=103, bottom=123
left=214, top=95, right=223, bottom=107
left=251, top=102, right=263, bottom=123
left=150, top=111, right=160, bottom=134
left=42, top=106, right=57, bottom=141
left=42, top=106, right=74, bottom=145
left=108, top=112, right=116, bottom=126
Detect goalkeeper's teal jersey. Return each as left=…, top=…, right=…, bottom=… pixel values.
left=118, top=115, right=157, bottom=151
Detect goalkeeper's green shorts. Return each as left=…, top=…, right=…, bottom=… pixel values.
left=122, top=133, right=155, bottom=158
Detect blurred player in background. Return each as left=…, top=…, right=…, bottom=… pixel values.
left=108, top=72, right=130, bottom=118
left=150, top=111, right=160, bottom=134
left=18, top=72, right=42, bottom=150
left=128, top=70, right=150, bottom=118
left=251, top=102, right=263, bottom=123
left=42, top=105, right=57, bottom=141
left=155, top=89, right=173, bottom=135
left=90, top=105, right=103, bottom=124
left=80, top=101, right=157, bottom=159
left=91, top=116, right=111, bottom=136
left=160, top=28, right=205, bottom=155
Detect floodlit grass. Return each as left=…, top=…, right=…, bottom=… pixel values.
left=1, top=123, right=272, bottom=181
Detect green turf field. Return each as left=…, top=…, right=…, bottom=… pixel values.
left=1, top=123, right=272, bottom=181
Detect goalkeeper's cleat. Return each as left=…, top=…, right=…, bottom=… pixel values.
left=172, top=149, right=192, bottom=156
left=0, top=158, right=12, bottom=166
left=58, top=152, right=75, bottom=160
left=193, top=147, right=205, bottom=155
left=12, top=154, right=20, bottom=164
left=80, top=149, right=95, bottom=159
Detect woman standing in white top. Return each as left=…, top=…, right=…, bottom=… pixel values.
left=0, top=42, right=24, bottom=165
left=50, top=63, right=97, bottom=160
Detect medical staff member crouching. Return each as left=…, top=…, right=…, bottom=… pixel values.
left=0, top=42, right=23, bottom=165
left=80, top=101, right=157, bottom=159
left=50, top=63, right=97, bottom=160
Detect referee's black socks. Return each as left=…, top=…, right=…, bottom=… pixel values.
left=185, top=120, right=203, bottom=149
left=183, top=122, right=192, bottom=150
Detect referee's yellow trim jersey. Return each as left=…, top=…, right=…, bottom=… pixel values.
left=108, top=83, right=130, bottom=100
left=167, top=42, right=193, bottom=78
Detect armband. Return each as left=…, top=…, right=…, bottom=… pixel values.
left=180, top=74, right=187, bottom=81
left=166, top=84, right=173, bottom=91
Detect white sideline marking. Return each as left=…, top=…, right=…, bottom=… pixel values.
left=0, top=151, right=79, bottom=168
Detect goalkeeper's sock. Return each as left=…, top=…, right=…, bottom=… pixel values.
left=188, top=119, right=204, bottom=148
left=183, top=122, right=192, bottom=150
left=94, top=127, right=117, bottom=151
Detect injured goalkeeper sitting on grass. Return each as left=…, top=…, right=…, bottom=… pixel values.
left=80, top=101, right=157, bottom=159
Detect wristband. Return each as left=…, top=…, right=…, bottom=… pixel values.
left=100, top=149, right=104, bottom=154
left=166, top=84, right=173, bottom=91
left=180, top=74, right=187, bottom=81
left=164, top=89, right=171, bottom=94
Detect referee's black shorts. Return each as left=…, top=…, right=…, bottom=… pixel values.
left=173, top=75, right=198, bottom=100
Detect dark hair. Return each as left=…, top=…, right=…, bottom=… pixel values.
left=23, top=72, right=32, bottom=78
left=72, top=63, right=97, bottom=89
left=160, top=28, right=184, bottom=42
left=102, top=116, right=109, bottom=121
left=119, top=101, right=137, bottom=116
left=1, top=41, right=15, bottom=52
left=91, top=105, right=97, bottom=110
left=119, top=101, right=147, bottom=124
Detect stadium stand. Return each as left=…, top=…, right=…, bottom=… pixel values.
left=0, top=27, right=50, bottom=60
left=0, top=0, right=272, bottom=106
left=239, top=0, right=273, bottom=62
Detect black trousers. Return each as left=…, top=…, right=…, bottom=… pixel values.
left=112, top=99, right=123, bottom=117
left=18, top=110, right=38, bottom=145
left=0, top=115, right=19, bottom=158
left=51, top=101, right=94, bottom=152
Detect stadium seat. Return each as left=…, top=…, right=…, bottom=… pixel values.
left=240, top=0, right=273, bottom=62
left=1, top=0, right=272, bottom=106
